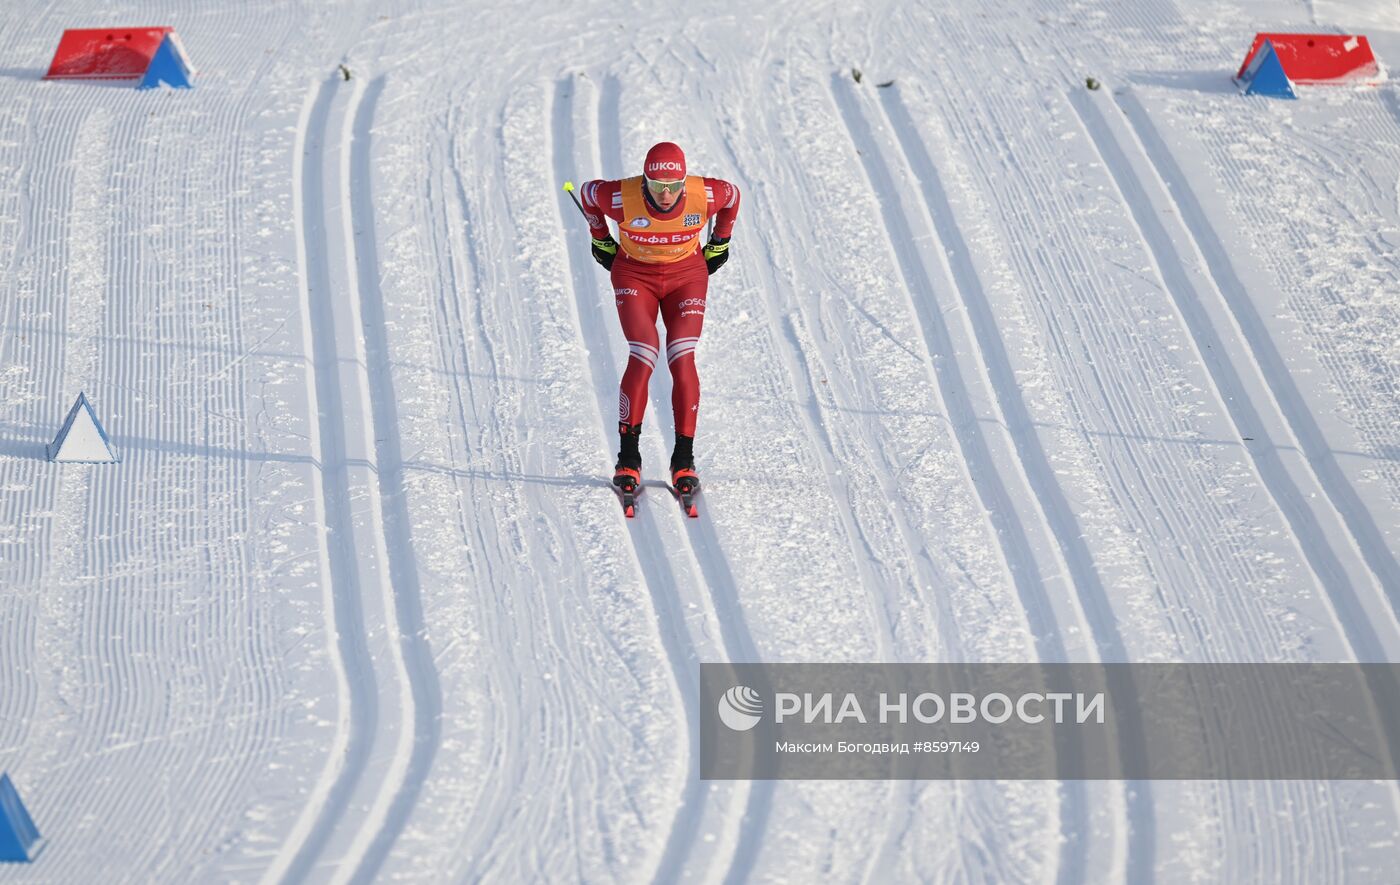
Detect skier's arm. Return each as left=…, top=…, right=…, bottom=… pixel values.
left=705, top=178, right=741, bottom=239
left=580, top=179, right=622, bottom=239
left=703, top=178, right=740, bottom=274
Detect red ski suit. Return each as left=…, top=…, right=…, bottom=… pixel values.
left=581, top=176, right=740, bottom=436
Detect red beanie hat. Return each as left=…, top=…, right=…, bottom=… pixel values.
left=644, top=142, right=686, bottom=180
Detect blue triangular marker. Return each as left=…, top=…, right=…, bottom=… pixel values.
left=0, top=774, right=44, bottom=862
left=47, top=392, right=119, bottom=463
left=137, top=34, right=194, bottom=90
left=1238, top=39, right=1296, bottom=98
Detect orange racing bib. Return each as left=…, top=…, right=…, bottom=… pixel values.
left=617, top=176, right=708, bottom=264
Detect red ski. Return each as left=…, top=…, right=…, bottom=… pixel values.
left=670, top=468, right=700, bottom=518
left=613, top=468, right=641, bottom=518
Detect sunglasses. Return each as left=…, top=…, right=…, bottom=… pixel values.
left=646, top=177, right=684, bottom=196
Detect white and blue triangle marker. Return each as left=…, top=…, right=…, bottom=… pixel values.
left=137, top=33, right=196, bottom=90
left=1238, top=38, right=1297, bottom=98
left=47, top=392, right=119, bottom=463
left=0, top=773, right=43, bottom=863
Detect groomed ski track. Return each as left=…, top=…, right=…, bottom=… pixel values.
left=3, top=0, right=1400, bottom=882
left=269, top=70, right=441, bottom=885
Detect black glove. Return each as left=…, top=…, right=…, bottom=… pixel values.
left=702, top=236, right=730, bottom=275
left=591, top=235, right=618, bottom=270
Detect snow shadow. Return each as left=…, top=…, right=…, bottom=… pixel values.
left=0, top=436, right=48, bottom=460
left=0, top=422, right=316, bottom=466
left=403, top=462, right=611, bottom=492
left=1126, top=70, right=1241, bottom=96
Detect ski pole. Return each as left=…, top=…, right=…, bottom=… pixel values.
left=561, top=181, right=587, bottom=220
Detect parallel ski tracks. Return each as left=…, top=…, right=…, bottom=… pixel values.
left=1135, top=87, right=1400, bottom=604
left=343, top=75, right=442, bottom=884
left=436, top=82, right=649, bottom=881
left=630, top=47, right=935, bottom=657
left=408, top=107, right=537, bottom=879
left=268, top=72, right=439, bottom=885
left=704, top=105, right=964, bottom=653
left=692, top=49, right=1074, bottom=880
left=553, top=75, right=718, bottom=885
left=1071, top=86, right=1400, bottom=643
left=829, top=75, right=1158, bottom=884
left=269, top=74, right=378, bottom=885
left=1069, top=86, right=1400, bottom=849
left=828, top=76, right=1094, bottom=883
left=594, top=72, right=780, bottom=885
left=684, top=48, right=1061, bottom=879
left=554, top=72, right=789, bottom=885
left=701, top=78, right=967, bottom=885
left=594, top=73, right=765, bottom=666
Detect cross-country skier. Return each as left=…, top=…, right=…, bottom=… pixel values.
left=579, top=141, right=741, bottom=506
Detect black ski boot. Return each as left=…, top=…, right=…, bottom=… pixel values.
left=613, top=423, right=642, bottom=516
left=670, top=435, right=700, bottom=517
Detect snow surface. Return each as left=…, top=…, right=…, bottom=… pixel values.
left=2, top=0, right=1400, bottom=881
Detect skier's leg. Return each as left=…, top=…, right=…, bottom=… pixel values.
left=660, top=267, right=707, bottom=489
left=612, top=263, right=661, bottom=472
